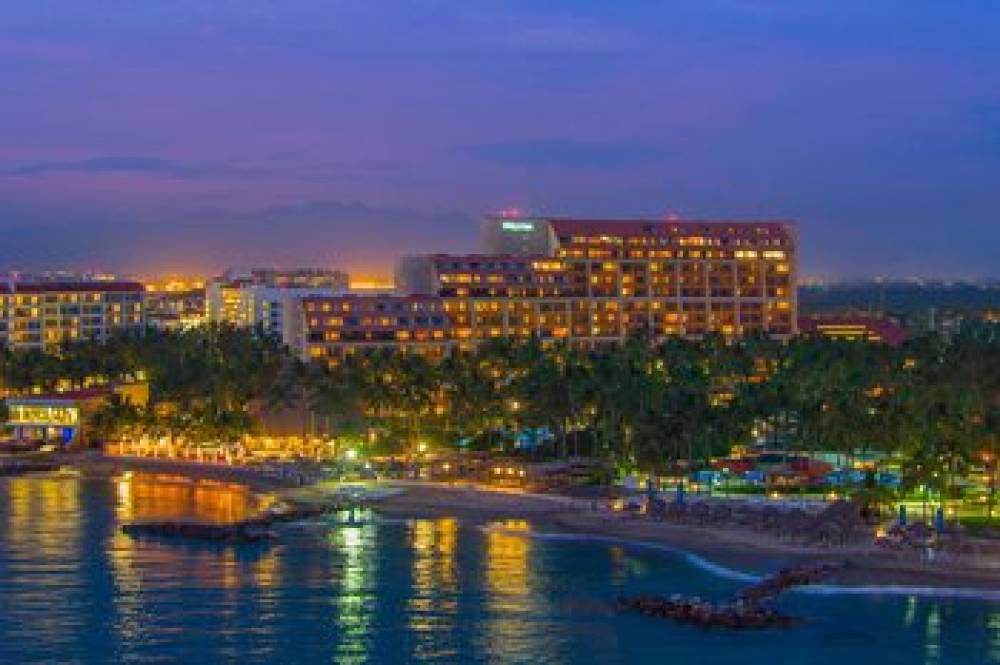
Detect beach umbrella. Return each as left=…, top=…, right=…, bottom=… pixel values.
left=898, top=504, right=907, bottom=527
left=934, top=507, right=945, bottom=533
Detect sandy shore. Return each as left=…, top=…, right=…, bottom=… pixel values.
left=376, top=482, right=1000, bottom=591
left=49, top=458, right=1000, bottom=591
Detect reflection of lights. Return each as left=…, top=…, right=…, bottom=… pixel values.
left=115, top=472, right=264, bottom=524
left=486, top=523, right=531, bottom=594
left=343, top=525, right=362, bottom=551
left=484, top=518, right=547, bottom=657
left=116, top=478, right=132, bottom=512
left=989, top=610, right=1000, bottom=662
left=330, top=520, right=375, bottom=663
left=925, top=604, right=941, bottom=664
left=408, top=518, right=459, bottom=639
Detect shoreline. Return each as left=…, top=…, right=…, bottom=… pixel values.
left=65, top=453, right=303, bottom=493
left=374, top=482, right=1000, bottom=592
left=32, top=458, right=1000, bottom=593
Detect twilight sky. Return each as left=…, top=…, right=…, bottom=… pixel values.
left=1, top=1, right=998, bottom=279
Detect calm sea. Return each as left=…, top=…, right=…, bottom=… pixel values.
left=0, top=473, right=996, bottom=664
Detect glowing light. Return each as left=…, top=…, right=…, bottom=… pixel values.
left=498, top=207, right=525, bottom=219
left=501, top=221, right=534, bottom=232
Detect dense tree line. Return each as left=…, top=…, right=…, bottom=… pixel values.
left=0, top=324, right=287, bottom=446
left=2, top=322, right=997, bottom=502
left=320, top=325, right=998, bottom=481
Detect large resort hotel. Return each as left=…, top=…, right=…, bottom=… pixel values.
left=0, top=278, right=146, bottom=352
left=302, top=216, right=798, bottom=360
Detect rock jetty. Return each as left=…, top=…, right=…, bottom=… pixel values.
left=121, top=500, right=342, bottom=543
left=618, top=561, right=844, bottom=630
left=122, top=520, right=274, bottom=543
left=0, top=459, right=60, bottom=476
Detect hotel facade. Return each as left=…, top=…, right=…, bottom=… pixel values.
left=206, top=268, right=350, bottom=348
left=0, top=278, right=146, bottom=352
left=301, top=217, right=798, bottom=361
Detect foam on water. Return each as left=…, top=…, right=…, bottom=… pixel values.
left=477, top=522, right=1000, bottom=600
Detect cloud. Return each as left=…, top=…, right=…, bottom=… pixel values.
left=6, top=156, right=263, bottom=179
left=464, top=139, right=671, bottom=169
left=0, top=199, right=478, bottom=276
left=5, top=155, right=407, bottom=183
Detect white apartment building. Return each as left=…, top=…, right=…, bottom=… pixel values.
left=205, top=269, right=348, bottom=351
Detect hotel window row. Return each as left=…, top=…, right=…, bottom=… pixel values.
left=0, top=281, right=146, bottom=351
left=302, top=217, right=798, bottom=361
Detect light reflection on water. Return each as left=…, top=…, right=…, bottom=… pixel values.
left=0, top=475, right=997, bottom=665
left=408, top=517, right=459, bottom=661
left=114, top=471, right=271, bottom=524
left=990, top=611, right=1000, bottom=663
left=330, top=513, right=377, bottom=664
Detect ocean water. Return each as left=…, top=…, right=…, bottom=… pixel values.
left=0, top=473, right=996, bottom=664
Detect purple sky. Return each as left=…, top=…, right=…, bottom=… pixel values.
left=1, top=1, right=998, bottom=279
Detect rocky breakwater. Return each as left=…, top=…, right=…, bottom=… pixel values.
left=0, top=457, right=61, bottom=476
left=121, top=500, right=338, bottom=544
left=618, top=561, right=845, bottom=630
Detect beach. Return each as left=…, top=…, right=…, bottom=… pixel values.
left=375, top=482, right=1000, bottom=591
left=54, top=455, right=1000, bottom=592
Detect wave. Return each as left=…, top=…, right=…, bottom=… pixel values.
left=800, top=585, right=1000, bottom=600
left=476, top=523, right=1000, bottom=601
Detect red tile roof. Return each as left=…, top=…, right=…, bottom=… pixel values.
left=9, top=281, right=145, bottom=294
left=6, top=387, right=113, bottom=403
left=429, top=254, right=534, bottom=262
left=547, top=218, right=795, bottom=240
left=303, top=293, right=440, bottom=303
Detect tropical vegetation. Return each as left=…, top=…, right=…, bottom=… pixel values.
left=1, top=320, right=997, bottom=512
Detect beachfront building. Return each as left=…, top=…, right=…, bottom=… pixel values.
left=3, top=382, right=149, bottom=448
left=797, top=314, right=907, bottom=346
left=302, top=216, right=798, bottom=361
left=206, top=268, right=349, bottom=350
left=0, top=276, right=146, bottom=351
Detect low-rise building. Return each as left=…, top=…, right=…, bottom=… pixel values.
left=3, top=382, right=149, bottom=448
left=797, top=314, right=907, bottom=346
